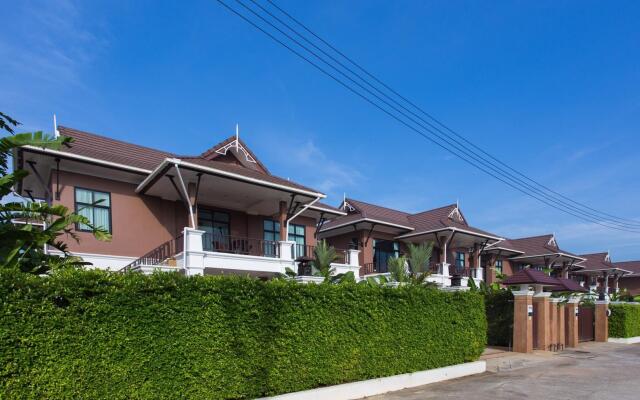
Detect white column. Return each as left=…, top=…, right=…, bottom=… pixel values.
left=183, top=228, right=205, bottom=276
left=279, top=241, right=295, bottom=261
left=348, top=249, right=360, bottom=267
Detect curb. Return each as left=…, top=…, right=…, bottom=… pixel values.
left=260, top=360, right=486, bottom=400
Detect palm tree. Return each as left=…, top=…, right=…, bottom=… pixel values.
left=387, top=255, right=409, bottom=283
left=406, top=241, right=434, bottom=276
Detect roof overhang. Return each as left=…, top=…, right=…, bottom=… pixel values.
left=509, top=252, right=586, bottom=265
left=134, top=158, right=326, bottom=217
left=482, top=244, right=525, bottom=256
left=574, top=267, right=633, bottom=276
left=318, top=217, right=415, bottom=235
left=137, top=158, right=326, bottom=199
left=395, top=227, right=502, bottom=243
left=307, top=204, right=347, bottom=218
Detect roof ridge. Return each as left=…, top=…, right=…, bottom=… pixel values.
left=409, top=203, right=458, bottom=216
left=345, top=198, right=411, bottom=215
left=58, top=125, right=175, bottom=157
left=510, top=233, right=553, bottom=241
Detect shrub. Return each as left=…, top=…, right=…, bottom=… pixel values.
left=0, top=269, right=486, bottom=399
left=484, top=290, right=513, bottom=347
left=609, top=303, right=640, bottom=338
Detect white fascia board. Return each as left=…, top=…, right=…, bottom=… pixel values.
left=21, top=145, right=152, bottom=174
left=308, top=205, right=347, bottom=216
left=510, top=252, right=586, bottom=262
left=137, top=158, right=326, bottom=199
left=482, top=246, right=525, bottom=255
left=395, top=227, right=501, bottom=242
left=319, top=218, right=415, bottom=233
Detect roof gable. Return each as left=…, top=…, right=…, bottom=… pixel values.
left=200, top=135, right=269, bottom=174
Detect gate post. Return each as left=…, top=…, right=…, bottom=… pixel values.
left=565, top=297, right=580, bottom=347
left=533, top=288, right=551, bottom=351
left=595, top=300, right=609, bottom=342
left=513, top=286, right=534, bottom=353
left=557, top=300, right=566, bottom=350
left=550, top=298, right=560, bottom=351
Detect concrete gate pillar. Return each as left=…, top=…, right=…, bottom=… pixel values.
left=549, top=298, right=559, bottom=351
left=533, top=289, right=551, bottom=351
left=557, top=301, right=566, bottom=350
left=565, top=297, right=580, bottom=348
left=595, top=300, right=609, bottom=342
left=513, top=286, right=534, bottom=353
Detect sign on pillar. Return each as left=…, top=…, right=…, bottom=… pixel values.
left=565, top=298, right=580, bottom=348
left=533, top=292, right=551, bottom=351
left=513, top=289, right=534, bottom=353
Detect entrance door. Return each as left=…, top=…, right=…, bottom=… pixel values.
left=578, top=306, right=595, bottom=342
left=373, top=239, right=399, bottom=273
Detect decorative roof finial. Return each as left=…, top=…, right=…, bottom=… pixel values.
left=235, top=123, right=239, bottom=151
left=53, top=114, right=59, bottom=138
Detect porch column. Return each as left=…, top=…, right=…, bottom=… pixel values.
left=533, top=286, right=551, bottom=351
left=565, top=297, right=580, bottom=348
left=188, top=182, right=198, bottom=226
left=278, top=201, right=287, bottom=241
left=602, top=271, right=610, bottom=297
left=614, top=274, right=620, bottom=293
left=473, top=247, right=482, bottom=282
left=513, top=285, right=534, bottom=353
left=183, top=228, right=205, bottom=276
left=561, top=261, right=569, bottom=279
left=486, top=254, right=497, bottom=285
left=595, top=300, right=609, bottom=342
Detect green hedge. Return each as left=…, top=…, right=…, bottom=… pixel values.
left=484, top=290, right=513, bottom=347
left=0, top=269, right=486, bottom=399
left=609, top=303, right=640, bottom=338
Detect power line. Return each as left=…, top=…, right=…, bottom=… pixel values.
left=215, top=0, right=640, bottom=233
left=239, top=0, right=640, bottom=230
left=263, top=0, right=640, bottom=229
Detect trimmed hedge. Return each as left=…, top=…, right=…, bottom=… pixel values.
left=609, top=303, right=640, bottom=338
left=484, top=290, right=513, bottom=347
left=1, top=269, right=486, bottom=399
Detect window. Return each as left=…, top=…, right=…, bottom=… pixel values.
left=289, top=223, right=306, bottom=257
left=199, top=209, right=230, bottom=251
left=455, top=252, right=465, bottom=268
left=263, top=220, right=307, bottom=257
left=373, top=240, right=400, bottom=273
left=75, top=188, right=111, bottom=233
left=495, top=259, right=503, bottom=274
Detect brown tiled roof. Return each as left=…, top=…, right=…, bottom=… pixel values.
left=549, top=278, right=588, bottom=292
left=178, top=157, right=321, bottom=194
left=615, top=261, right=640, bottom=277
left=47, top=126, right=324, bottom=195
left=345, top=198, right=412, bottom=226
left=505, top=234, right=581, bottom=261
left=577, top=252, right=615, bottom=272
left=502, top=269, right=560, bottom=286
left=199, top=135, right=270, bottom=174
left=57, top=126, right=172, bottom=170
left=312, top=202, right=345, bottom=214
left=320, top=198, right=500, bottom=238
left=406, top=204, right=500, bottom=238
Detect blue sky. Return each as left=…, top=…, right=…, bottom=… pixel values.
left=2, top=0, right=639, bottom=259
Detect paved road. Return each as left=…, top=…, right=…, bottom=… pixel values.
left=371, top=342, right=640, bottom=400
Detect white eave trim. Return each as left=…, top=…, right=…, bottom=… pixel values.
left=136, top=158, right=326, bottom=199
left=509, top=252, right=586, bottom=262
left=20, top=145, right=152, bottom=174
left=307, top=205, right=347, bottom=216
left=319, top=217, right=415, bottom=233
left=395, top=227, right=502, bottom=242
left=482, top=246, right=525, bottom=255
left=576, top=267, right=634, bottom=275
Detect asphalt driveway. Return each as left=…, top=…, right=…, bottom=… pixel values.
left=370, top=342, right=640, bottom=400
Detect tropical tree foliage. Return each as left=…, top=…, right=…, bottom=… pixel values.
left=0, top=113, right=110, bottom=274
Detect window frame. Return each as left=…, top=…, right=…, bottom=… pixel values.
left=495, top=259, right=503, bottom=274
left=455, top=251, right=465, bottom=268
left=74, top=187, right=112, bottom=234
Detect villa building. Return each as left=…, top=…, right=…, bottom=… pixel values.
left=12, top=124, right=639, bottom=292
left=13, top=125, right=358, bottom=278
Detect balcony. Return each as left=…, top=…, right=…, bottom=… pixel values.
left=126, top=228, right=361, bottom=280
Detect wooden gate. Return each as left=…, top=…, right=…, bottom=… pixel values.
left=578, top=306, right=594, bottom=342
